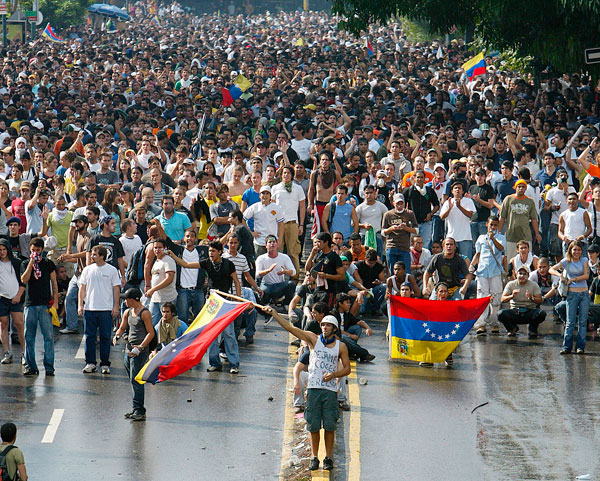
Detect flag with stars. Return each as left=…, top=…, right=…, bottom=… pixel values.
left=135, top=292, right=251, bottom=384
left=389, top=295, right=490, bottom=363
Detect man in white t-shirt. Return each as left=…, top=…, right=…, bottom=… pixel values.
left=271, top=166, right=306, bottom=278
left=290, top=123, right=312, bottom=161
left=439, top=181, right=476, bottom=259
left=255, top=236, right=296, bottom=308
left=558, top=192, right=592, bottom=255
left=355, top=184, right=389, bottom=260
left=243, top=185, right=284, bottom=256
left=145, top=238, right=177, bottom=326
left=119, top=219, right=143, bottom=267
left=545, top=168, right=575, bottom=259
left=78, top=245, right=121, bottom=374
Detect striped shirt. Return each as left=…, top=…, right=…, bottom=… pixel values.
left=223, top=251, right=250, bottom=284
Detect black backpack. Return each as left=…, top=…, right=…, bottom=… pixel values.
left=125, top=241, right=153, bottom=285
left=0, top=445, right=16, bottom=481
left=326, top=202, right=337, bottom=231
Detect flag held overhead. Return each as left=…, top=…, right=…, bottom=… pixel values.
left=462, top=52, right=486, bottom=80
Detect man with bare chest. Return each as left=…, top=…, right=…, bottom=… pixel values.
left=308, top=151, right=342, bottom=237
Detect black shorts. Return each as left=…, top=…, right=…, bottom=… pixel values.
left=0, top=296, right=24, bottom=317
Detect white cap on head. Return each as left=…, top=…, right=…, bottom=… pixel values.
left=321, top=315, right=339, bottom=329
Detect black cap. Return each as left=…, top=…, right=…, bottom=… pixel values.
left=120, top=288, right=143, bottom=300
left=73, top=214, right=89, bottom=223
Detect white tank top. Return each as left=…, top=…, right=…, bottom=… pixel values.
left=390, top=273, right=409, bottom=295
left=307, top=337, right=340, bottom=392
left=562, top=207, right=587, bottom=240
left=512, top=252, right=537, bottom=272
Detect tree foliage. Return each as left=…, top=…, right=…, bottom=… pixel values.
left=331, top=0, right=600, bottom=74
left=20, top=0, right=91, bottom=29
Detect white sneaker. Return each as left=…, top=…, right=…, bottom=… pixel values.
left=83, top=363, right=97, bottom=373
left=101, top=366, right=110, bottom=374
left=1, top=352, right=13, bottom=364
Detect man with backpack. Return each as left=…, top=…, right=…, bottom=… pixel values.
left=0, top=422, right=27, bottom=480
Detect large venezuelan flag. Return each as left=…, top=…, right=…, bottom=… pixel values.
left=462, top=52, right=486, bottom=80
left=389, top=295, right=490, bottom=363
left=136, top=292, right=250, bottom=384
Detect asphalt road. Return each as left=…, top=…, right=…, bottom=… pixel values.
left=3, top=313, right=600, bottom=480
left=0, top=322, right=290, bottom=481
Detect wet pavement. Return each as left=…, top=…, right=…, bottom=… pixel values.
left=355, top=316, right=600, bottom=481
left=0, top=322, right=290, bottom=481
left=3, top=312, right=600, bottom=480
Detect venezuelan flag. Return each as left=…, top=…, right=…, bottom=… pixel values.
left=389, top=295, right=490, bottom=363
left=136, top=292, right=250, bottom=384
left=42, top=23, right=65, bottom=43
left=365, top=39, right=374, bottom=57
left=462, top=52, right=486, bottom=80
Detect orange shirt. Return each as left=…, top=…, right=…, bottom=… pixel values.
left=401, top=170, right=434, bottom=189
left=586, top=163, right=600, bottom=178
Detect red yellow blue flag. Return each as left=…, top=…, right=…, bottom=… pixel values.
left=462, top=52, right=486, bottom=80
left=135, top=292, right=250, bottom=384
left=389, top=295, right=490, bottom=363
left=365, top=39, right=374, bottom=57
left=42, top=23, right=65, bottom=43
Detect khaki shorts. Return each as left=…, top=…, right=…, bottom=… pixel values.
left=304, top=388, right=339, bottom=432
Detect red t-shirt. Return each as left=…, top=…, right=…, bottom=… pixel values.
left=11, top=197, right=26, bottom=233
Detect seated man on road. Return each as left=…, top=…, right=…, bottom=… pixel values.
left=255, top=235, right=296, bottom=315
left=352, top=249, right=387, bottom=316
left=385, top=261, right=421, bottom=301
left=499, top=265, right=546, bottom=338
left=154, top=302, right=188, bottom=353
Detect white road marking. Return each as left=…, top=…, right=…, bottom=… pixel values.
left=75, top=335, right=85, bottom=359
left=41, top=409, right=64, bottom=443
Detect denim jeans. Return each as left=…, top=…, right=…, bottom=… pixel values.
left=432, top=215, right=445, bottom=244
left=176, top=288, right=205, bottom=325
left=235, top=287, right=256, bottom=339
left=456, top=240, right=473, bottom=260
left=65, top=275, right=79, bottom=331
left=564, top=291, right=589, bottom=352
left=24, top=305, right=54, bottom=373
left=84, top=310, right=113, bottom=366
left=124, top=348, right=149, bottom=414
left=539, top=208, right=551, bottom=256
left=470, top=221, right=487, bottom=245
left=386, top=248, right=411, bottom=273
left=149, top=301, right=166, bottom=327
left=418, top=220, right=434, bottom=251
left=208, top=321, right=240, bottom=369
left=261, top=281, right=296, bottom=306
left=345, top=324, right=362, bottom=338
left=360, top=283, right=386, bottom=315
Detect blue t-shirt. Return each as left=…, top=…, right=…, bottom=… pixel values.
left=560, top=257, right=588, bottom=289
left=242, top=188, right=260, bottom=230
left=157, top=211, right=192, bottom=241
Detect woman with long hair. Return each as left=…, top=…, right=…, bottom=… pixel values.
left=119, top=188, right=135, bottom=217
left=203, top=161, right=221, bottom=185
left=117, top=157, right=132, bottom=183
left=550, top=240, right=590, bottom=354
left=102, top=187, right=123, bottom=236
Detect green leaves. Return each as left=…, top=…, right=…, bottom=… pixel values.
left=331, top=0, right=600, bottom=75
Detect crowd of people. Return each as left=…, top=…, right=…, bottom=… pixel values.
left=0, top=0, right=599, bottom=458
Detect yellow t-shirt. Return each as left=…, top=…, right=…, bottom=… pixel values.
left=197, top=198, right=215, bottom=240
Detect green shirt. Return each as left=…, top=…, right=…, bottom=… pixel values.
left=500, top=195, right=537, bottom=243
left=47, top=210, right=74, bottom=249
left=1, top=444, right=25, bottom=480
